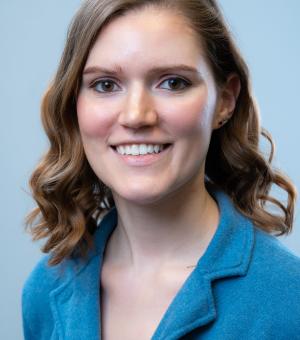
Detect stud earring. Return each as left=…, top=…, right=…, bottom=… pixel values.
left=218, top=119, right=228, bottom=126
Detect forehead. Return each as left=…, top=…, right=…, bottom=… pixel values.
left=84, top=7, right=206, bottom=73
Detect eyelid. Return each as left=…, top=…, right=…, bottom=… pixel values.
left=89, top=78, right=122, bottom=93
left=159, top=75, right=192, bottom=86
left=88, top=75, right=192, bottom=93
left=160, top=74, right=191, bottom=81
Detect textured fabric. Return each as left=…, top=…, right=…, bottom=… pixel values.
left=22, top=189, right=300, bottom=339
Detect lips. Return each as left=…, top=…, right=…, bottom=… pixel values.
left=110, top=143, right=172, bottom=166
left=111, top=143, right=171, bottom=154
left=114, top=143, right=171, bottom=156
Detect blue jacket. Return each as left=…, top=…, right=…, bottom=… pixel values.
left=22, top=189, right=300, bottom=339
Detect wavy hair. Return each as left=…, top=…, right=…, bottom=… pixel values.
left=26, top=0, right=297, bottom=265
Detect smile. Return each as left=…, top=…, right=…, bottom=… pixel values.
left=110, top=143, right=172, bottom=166
left=114, top=144, right=170, bottom=156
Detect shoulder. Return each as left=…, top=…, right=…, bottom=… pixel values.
left=23, top=255, right=65, bottom=301
left=22, top=247, right=97, bottom=302
left=251, top=227, right=300, bottom=280
left=212, top=222, right=300, bottom=336
left=22, top=254, right=78, bottom=339
left=24, top=254, right=60, bottom=284
left=249, top=227, right=300, bottom=304
left=246, top=227, right=300, bottom=332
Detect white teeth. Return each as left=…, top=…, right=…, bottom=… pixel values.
left=131, top=145, right=139, bottom=156
left=147, top=145, right=154, bottom=153
left=115, top=144, right=165, bottom=156
left=139, top=144, right=148, bottom=155
left=154, top=145, right=160, bottom=153
left=125, top=145, right=131, bottom=155
left=119, top=145, right=125, bottom=155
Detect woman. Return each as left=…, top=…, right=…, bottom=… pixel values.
left=22, top=0, right=300, bottom=339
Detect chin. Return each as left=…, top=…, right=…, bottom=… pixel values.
left=111, top=184, right=169, bottom=206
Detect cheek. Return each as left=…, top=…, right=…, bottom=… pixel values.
left=160, top=91, right=214, bottom=136
left=76, top=94, right=116, bottom=138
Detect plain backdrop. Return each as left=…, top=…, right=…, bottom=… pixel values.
left=1, top=1, right=299, bottom=339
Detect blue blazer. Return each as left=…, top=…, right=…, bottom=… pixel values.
left=22, top=189, right=300, bottom=339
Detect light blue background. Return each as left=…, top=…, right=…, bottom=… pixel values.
left=0, top=1, right=299, bottom=339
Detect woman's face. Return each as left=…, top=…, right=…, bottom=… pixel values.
left=77, top=7, right=227, bottom=205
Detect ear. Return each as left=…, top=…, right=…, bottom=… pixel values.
left=212, top=73, right=241, bottom=130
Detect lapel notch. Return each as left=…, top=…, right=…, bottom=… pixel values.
left=152, top=189, right=254, bottom=339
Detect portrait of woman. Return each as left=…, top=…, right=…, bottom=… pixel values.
left=22, top=0, right=300, bottom=339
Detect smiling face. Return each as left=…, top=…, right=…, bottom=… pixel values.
left=77, top=7, right=229, bottom=205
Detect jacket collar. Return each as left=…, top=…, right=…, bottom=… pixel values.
left=152, top=188, right=254, bottom=339
left=49, top=210, right=117, bottom=340
left=49, top=187, right=254, bottom=340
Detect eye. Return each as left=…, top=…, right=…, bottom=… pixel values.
left=91, top=79, right=121, bottom=93
left=159, top=77, right=191, bottom=91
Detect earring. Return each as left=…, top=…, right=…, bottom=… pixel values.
left=218, top=119, right=228, bottom=126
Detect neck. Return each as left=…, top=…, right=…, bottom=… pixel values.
left=104, top=178, right=219, bottom=272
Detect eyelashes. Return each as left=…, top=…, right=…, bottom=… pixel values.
left=160, top=77, right=192, bottom=91
left=89, top=76, right=192, bottom=94
left=91, top=79, right=120, bottom=93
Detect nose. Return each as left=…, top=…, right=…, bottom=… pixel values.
left=118, top=83, right=158, bottom=129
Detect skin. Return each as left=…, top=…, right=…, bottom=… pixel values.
left=77, top=7, right=240, bottom=272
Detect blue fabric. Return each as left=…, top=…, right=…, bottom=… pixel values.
left=22, top=189, right=300, bottom=339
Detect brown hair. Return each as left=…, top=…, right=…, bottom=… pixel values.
left=26, top=0, right=297, bottom=265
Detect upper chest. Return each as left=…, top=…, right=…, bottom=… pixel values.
left=100, top=262, right=195, bottom=340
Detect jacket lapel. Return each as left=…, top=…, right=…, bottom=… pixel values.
left=49, top=255, right=102, bottom=340
left=49, top=209, right=117, bottom=340
left=151, top=189, right=254, bottom=339
left=48, top=190, right=254, bottom=340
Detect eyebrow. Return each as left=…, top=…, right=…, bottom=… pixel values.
left=82, top=64, right=201, bottom=77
